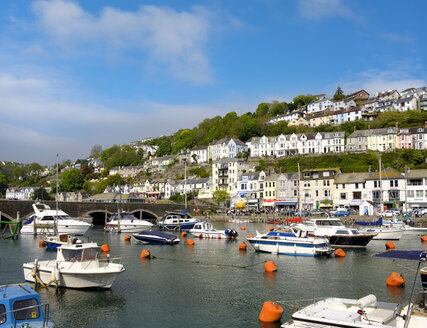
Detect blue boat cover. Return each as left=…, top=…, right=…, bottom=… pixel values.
left=355, top=218, right=382, bottom=226
left=267, top=231, right=296, bottom=238
left=374, top=250, right=427, bottom=261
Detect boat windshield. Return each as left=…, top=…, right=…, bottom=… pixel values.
left=13, top=298, right=40, bottom=320
left=0, top=304, right=6, bottom=324
left=56, top=215, right=72, bottom=221
left=108, top=213, right=137, bottom=222
left=61, top=247, right=98, bottom=261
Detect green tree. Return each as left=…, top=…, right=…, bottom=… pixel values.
left=0, top=174, right=8, bottom=195
left=12, top=167, right=27, bottom=180
left=31, top=188, right=52, bottom=201
left=28, top=163, right=42, bottom=175
left=333, top=86, right=345, bottom=101
left=90, top=144, right=103, bottom=158
left=169, top=193, right=183, bottom=203
left=60, top=169, right=85, bottom=192
left=212, top=190, right=230, bottom=205
left=156, top=138, right=172, bottom=157
left=292, top=94, right=316, bottom=108
left=269, top=101, right=287, bottom=116
left=255, top=103, right=269, bottom=118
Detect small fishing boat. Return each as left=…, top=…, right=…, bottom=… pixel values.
left=297, top=218, right=376, bottom=247
left=156, top=212, right=200, bottom=230
left=20, top=203, right=92, bottom=236
left=282, top=251, right=427, bottom=328
left=23, top=242, right=125, bottom=289
left=132, top=231, right=180, bottom=245
left=189, top=221, right=238, bottom=239
left=354, top=218, right=405, bottom=240
left=0, top=284, right=55, bottom=327
left=105, top=212, right=153, bottom=233
left=43, top=234, right=82, bottom=249
left=247, top=228, right=333, bottom=257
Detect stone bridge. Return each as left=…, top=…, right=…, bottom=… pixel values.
left=0, top=200, right=215, bottom=225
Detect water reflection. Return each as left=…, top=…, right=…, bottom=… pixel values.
left=386, top=285, right=405, bottom=297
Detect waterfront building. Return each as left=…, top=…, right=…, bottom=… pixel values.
left=211, top=158, right=248, bottom=196
left=405, top=168, right=427, bottom=211
left=189, top=145, right=208, bottom=164
left=235, top=171, right=265, bottom=209
left=333, top=172, right=371, bottom=215
left=299, top=168, right=341, bottom=211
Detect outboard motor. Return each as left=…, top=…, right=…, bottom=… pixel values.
left=225, top=229, right=238, bottom=238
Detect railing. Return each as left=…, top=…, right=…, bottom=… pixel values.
left=0, top=303, right=51, bottom=328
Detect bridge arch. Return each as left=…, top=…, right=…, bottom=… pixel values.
left=84, top=209, right=159, bottom=226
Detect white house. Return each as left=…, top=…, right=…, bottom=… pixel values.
left=211, top=158, right=248, bottom=196
left=333, top=99, right=356, bottom=112
left=208, top=138, right=248, bottom=161
left=189, top=145, right=208, bottom=164
left=6, top=187, right=39, bottom=200
left=405, top=169, right=427, bottom=211
left=393, top=96, right=418, bottom=112
left=306, top=99, right=334, bottom=115
left=267, top=111, right=305, bottom=124
left=374, top=89, right=400, bottom=101
left=235, top=171, right=266, bottom=209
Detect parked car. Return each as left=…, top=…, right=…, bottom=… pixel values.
left=310, top=209, right=325, bottom=216
left=383, top=209, right=400, bottom=217
left=330, top=208, right=350, bottom=217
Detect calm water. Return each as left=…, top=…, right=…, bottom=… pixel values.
left=1, top=223, right=427, bottom=328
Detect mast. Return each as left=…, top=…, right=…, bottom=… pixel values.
left=297, top=162, right=302, bottom=215
left=55, top=154, right=59, bottom=235
left=379, top=156, right=383, bottom=216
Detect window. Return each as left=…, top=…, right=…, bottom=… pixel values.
left=0, top=304, right=5, bottom=324
left=353, top=191, right=362, bottom=200
left=390, top=180, right=398, bottom=187
left=340, top=193, right=347, bottom=200
left=355, top=183, right=359, bottom=189
left=407, top=190, right=414, bottom=197
left=389, top=190, right=400, bottom=201
left=324, top=190, right=330, bottom=197
left=13, top=298, right=40, bottom=320
left=372, top=190, right=381, bottom=201
left=416, top=190, right=423, bottom=197
left=315, top=190, right=319, bottom=197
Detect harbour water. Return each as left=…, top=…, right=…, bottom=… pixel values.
left=1, top=222, right=427, bottom=327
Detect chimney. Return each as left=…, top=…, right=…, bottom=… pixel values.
left=404, top=165, right=410, bottom=176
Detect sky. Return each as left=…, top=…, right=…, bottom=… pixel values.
left=0, top=0, right=426, bottom=165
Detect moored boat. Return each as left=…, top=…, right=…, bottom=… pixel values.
left=105, top=212, right=153, bottom=233
left=43, top=234, right=83, bottom=249
left=156, top=212, right=200, bottom=230
left=20, top=203, right=92, bottom=236
left=0, top=284, right=55, bottom=327
left=132, top=231, right=180, bottom=245
left=23, top=242, right=125, bottom=289
left=297, top=218, right=376, bottom=247
left=247, top=228, right=333, bottom=257
left=354, top=218, right=405, bottom=240
left=228, top=217, right=252, bottom=223
left=189, top=221, right=238, bottom=239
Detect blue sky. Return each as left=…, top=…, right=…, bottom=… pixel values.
left=0, top=0, right=426, bottom=164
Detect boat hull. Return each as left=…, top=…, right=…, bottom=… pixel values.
left=157, top=222, right=198, bottom=230
left=371, top=229, right=404, bottom=240
left=326, top=234, right=375, bottom=247
left=105, top=223, right=152, bottom=233
left=23, top=262, right=124, bottom=289
left=21, top=223, right=90, bottom=236
left=132, top=233, right=179, bottom=245
left=247, top=238, right=332, bottom=257
left=421, top=267, right=427, bottom=289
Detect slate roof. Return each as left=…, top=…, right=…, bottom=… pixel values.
left=334, top=172, right=370, bottom=184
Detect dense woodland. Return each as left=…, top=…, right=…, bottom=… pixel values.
left=1, top=90, right=427, bottom=196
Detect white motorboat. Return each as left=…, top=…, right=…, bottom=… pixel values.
left=23, top=242, right=125, bottom=289
left=228, top=217, right=252, bottom=223
left=354, top=218, right=405, bottom=240
left=282, top=250, right=427, bottom=328
left=156, top=212, right=200, bottom=230
left=189, top=221, right=238, bottom=239
left=105, top=212, right=153, bottom=233
left=247, top=228, right=333, bottom=257
left=296, top=218, right=376, bottom=247
left=20, top=203, right=92, bottom=236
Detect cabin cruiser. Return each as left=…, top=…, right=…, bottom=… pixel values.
left=0, top=284, right=55, bottom=327
left=132, top=231, right=180, bottom=245
left=20, top=203, right=91, bottom=236
left=189, top=221, right=238, bottom=239
left=282, top=250, right=427, bottom=328
left=156, top=212, right=200, bottom=230
left=105, top=212, right=153, bottom=233
left=296, top=218, right=376, bottom=247
left=354, top=218, right=405, bottom=240
left=247, top=227, right=333, bottom=256
left=43, top=234, right=83, bottom=249
left=23, top=242, right=125, bottom=289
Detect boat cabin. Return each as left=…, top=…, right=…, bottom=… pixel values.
left=0, top=284, right=53, bottom=327
left=57, top=243, right=99, bottom=262
left=192, top=222, right=214, bottom=231
left=108, top=212, right=138, bottom=222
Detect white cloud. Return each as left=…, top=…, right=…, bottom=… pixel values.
left=31, top=0, right=214, bottom=84
left=0, top=73, right=232, bottom=164
left=298, top=0, right=353, bottom=20
left=333, top=66, right=426, bottom=95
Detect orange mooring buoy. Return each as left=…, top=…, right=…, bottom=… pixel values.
left=140, top=249, right=151, bottom=259
left=421, top=235, right=427, bottom=242
left=248, top=234, right=254, bottom=238
left=259, top=301, right=284, bottom=322
left=124, top=235, right=131, bottom=241
left=334, top=248, right=346, bottom=257
left=101, top=244, right=110, bottom=252
left=239, top=242, right=247, bottom=251
left=386, top=272, right=405, bottom=286
left=241, top=225, right=246, bottom=231
left=385, top=241, right=395, bottom=249
left=198, top=233, right=204, bottom=239
left=186, top=238, right=195, bottom=246
left=264, top=261, right=277, bottom=272
left=39, top=239, right=45, bottom=247
left=181, top=231, right=187, bottom=238
left=269, top=226, right=274, bottom=231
